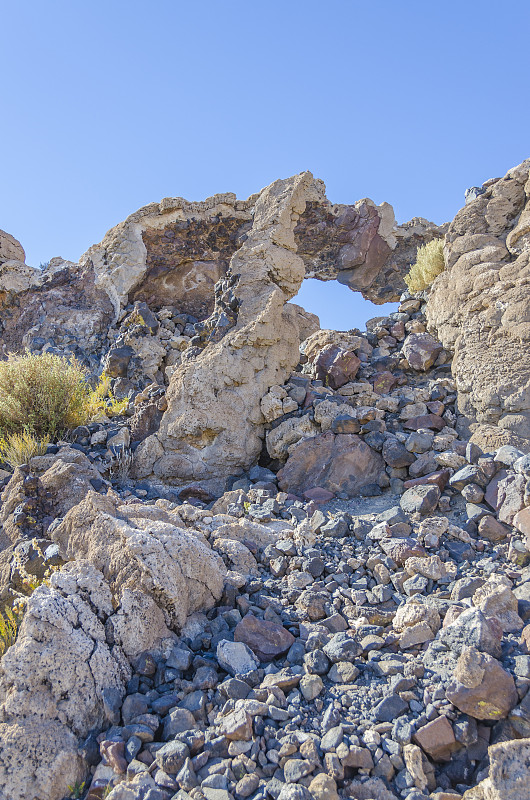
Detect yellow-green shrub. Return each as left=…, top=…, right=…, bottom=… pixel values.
left=0, top=352, right=127, bottom=440
left=404, top=238, right=445, bottom=293
left=0, top=431, right=50, bottom=469
left=0, top=604, right=22, bottom=658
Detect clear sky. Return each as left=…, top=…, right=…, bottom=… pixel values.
left=2, top=1, right=529, bottom=329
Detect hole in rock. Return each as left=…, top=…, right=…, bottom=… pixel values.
left=293, top=278, right=399, bottom=332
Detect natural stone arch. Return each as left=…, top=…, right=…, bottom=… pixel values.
left=129, top=173, right=444, bottom=486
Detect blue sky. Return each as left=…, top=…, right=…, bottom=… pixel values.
left=2, top=1, right=529, bottom=329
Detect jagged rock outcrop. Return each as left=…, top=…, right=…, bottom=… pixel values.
left=0, top=562, right=128, bottom=800
left=426, top=159, right=530, bottom=450
left=133, top=173, right=326, bottom=484
left=0, top=229, right=25, bottom=265
left=51, top=491, right=226, bottom=632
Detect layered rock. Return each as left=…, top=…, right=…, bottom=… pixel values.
left=426, top=159, right=530, bottom=449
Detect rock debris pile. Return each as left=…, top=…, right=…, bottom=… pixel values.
left=0, top=160, right=529, bottom=800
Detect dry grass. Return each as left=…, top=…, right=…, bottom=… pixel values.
left=0, top=352, right=127, bottom=441
left=0, top=431, right=50, bottom=469
left=405, top=238, right=445, bottom=292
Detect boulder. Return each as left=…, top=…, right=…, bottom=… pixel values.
left=277, top=431, right=384, bottom=498
left=446, top=646, right=518, bottom=720
left=313, top=344, right=360, bottom=389
left=234, top=614, right=295, bottom=661
left=0, top=229, right=25, bottom=264
left=0, top=562, right=129, bottom=800
left=51, top=491, right=226, bottom=639
left=134, top=173, right=325, bottom=483
left=402, top=332, right=443, bottom=371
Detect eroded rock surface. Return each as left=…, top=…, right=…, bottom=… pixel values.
left=427, top=159, right=530, bottom=448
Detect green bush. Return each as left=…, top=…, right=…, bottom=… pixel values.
left=0, top=352, right=127, bottom=441
left=405, top=238, right=445, bottom=293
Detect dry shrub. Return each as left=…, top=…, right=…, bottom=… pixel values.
left=0, top=352, right=127, bottom=441
left=405, top=238, right=445, bottom=292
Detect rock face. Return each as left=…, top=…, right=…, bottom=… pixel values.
left=0, top=229, right=25, bottom=264
left=0, top=562, right=128, bottom=800
left=426, top=159, right=530, bottom=449
left=133, top=173, right=326, bottom=484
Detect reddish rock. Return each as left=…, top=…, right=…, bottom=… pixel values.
left=446, top=647, right=518, bottom=720
left=484, top=469, right=508, bottom=510
left=402, top=333, right=443, bottom=371
left=404, top=414, right=446, bottom=431
left=313, top=345, right=360, bottom=389
left=478, top=515, right=511, bottom=542
left=413, top=716, right=458, bottom=761
left=234, top=614, right=295, bottom=661
left=100, top=740, right=127, bottom=773
left=520, top=624, right=530, bottom=652
left=373, top=371, right=398, bottom=395
left=277, top=432, right=384, bottom=499
left=303, top=487, right=335, bottom=503
left=403, top=470, right=450, bottom=491
left=389, top=320, right=405, bottom=340
left=427, top=400, right=445, bottom=416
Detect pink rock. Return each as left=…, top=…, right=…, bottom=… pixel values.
left=380, top=537, right=426, bottom=566
left=403, top=470, right=450, bottom=491
left=497, top=473, right=526, bottom=524
left=484, top=469, right=508, bottom=510
left=514, top=507, right=530, bottom=536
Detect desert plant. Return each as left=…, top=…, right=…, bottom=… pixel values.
left=0, top=352, right=92, bottom=439
left=67, top=781, right=86, bottom=799
left=84, top=375, right=128, bottom=421
left=109, top=447, right=133, bottom=484
left=0, top=352, right=127, bottom=441
left=404, top=238, right=445, bottom=293
left=0, top=603, right=23, bottom=658
left=0, top=430, right=50, bottom=469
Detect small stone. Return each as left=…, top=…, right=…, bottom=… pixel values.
left=400, top=485, right=440, bottom=515
left=374, top=694, right=408, bottom=722
left=216, top=639, right=259, bottom=677
left=299, top=674, right=324, bottom=700
left=413, top=716, right=457, bottom=761
left=283, top=758, right=315, bottom=783
left=217, top=708, right=253, bottom=741
left=308, top=773, right=339, bottom=800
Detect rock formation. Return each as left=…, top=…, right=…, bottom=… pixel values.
left=0, top=161, right=530, bottom=800
left=427, top=159, right=530, bottom=450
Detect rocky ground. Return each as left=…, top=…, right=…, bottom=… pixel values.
left=0, top=161, right=529, bottom=800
